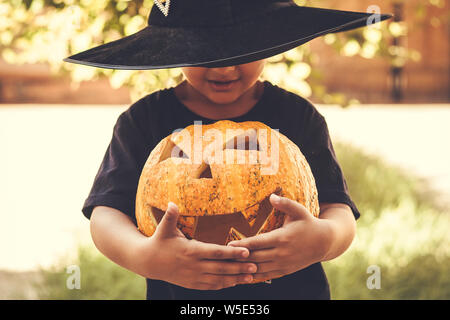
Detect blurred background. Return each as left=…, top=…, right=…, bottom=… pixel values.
left=0, top=0, right=449, bottom=299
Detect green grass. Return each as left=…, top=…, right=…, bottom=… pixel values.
left=35, top=246, right=146, bottom=300
left=34, top=140, right=450, bottom=299
left=324, top=141, right=450, bottom=299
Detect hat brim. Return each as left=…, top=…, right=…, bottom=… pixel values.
left=64, top=6, right=393, bottom=70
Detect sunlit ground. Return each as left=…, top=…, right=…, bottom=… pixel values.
left=320, top=104, right=450, bottom=209
left=0, top=103, right=449, bottom=273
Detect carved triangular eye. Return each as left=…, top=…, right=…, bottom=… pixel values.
left=224, top=131, right=260, bottom=151
left=171, top=145, right=189, bottom=159
left=158, top=139, right=189, bottom=162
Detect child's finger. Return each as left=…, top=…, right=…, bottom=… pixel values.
left=201, top=260, right=257, bottom=275
left=227, top=229, right=279, bottom=251
left=234, top=248, right=276, bottom=263
left=155, top=202, right=180, bottom=237
left=269, top=194, right=312, bottom=221
left=192, top=241, right=250, bottom=260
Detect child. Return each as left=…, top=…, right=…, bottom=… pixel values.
left=65, top=0, right=392, bottom=300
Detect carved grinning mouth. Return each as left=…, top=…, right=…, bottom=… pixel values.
left=150, top=186, right=282, bottom=245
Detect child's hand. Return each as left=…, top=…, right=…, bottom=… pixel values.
left=136, top=202, right=257, bottom=290
left=227, top=194, right=333, bottom=282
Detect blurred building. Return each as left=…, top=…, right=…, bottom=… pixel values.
left=0, top=59, right=131, bottom=104
left=310, top=0, right=449, bottom=103
left=0, top=0, right=448, bottom=104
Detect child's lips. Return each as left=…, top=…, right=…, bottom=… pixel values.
left=207, top=79, right=240, bottom=91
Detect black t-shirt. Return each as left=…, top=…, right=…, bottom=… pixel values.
left=82, top=80, right=360, bottom=300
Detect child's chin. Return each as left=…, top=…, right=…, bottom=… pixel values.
left=206, top=92, right=240, bottom=105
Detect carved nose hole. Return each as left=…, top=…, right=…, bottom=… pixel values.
left=197, top=163, right=213, bottom=179
left=193, top=162, right=213, bottom=179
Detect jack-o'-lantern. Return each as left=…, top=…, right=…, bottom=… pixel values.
left=136, top=120, right=319, bottom=246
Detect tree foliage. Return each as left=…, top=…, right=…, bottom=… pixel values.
left=1, top=0, right=445, bottom=105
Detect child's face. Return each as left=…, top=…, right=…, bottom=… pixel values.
left=180, top=59, right=266, bottom=105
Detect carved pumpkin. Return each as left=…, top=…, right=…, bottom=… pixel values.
left=136, top=120, right=319, bottom=247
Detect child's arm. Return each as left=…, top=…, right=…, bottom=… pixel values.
left=90, top=203, right=257, bottom=290
left=228, top=194, right=356, bottom=282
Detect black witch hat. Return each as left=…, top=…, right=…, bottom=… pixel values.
left=64, top=0, right=392, bottom=70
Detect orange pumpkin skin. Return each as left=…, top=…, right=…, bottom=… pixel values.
left=135, top=120, right=319, bottom=283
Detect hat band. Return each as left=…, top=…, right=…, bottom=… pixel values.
left=148, top=0, right=295, bottom=28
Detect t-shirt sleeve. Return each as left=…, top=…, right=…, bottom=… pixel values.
left=81, top=107, right=153, bottom=225
left=301, top=112, right=361, bottom=220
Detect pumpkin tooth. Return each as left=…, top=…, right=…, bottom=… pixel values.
left=225, top=227, right=246, bottom=245
left=242, top=203, right=259, bottom=227
left=256, top=208, right=285, bottom=236
left=177, top=216, right=198, bottom=239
